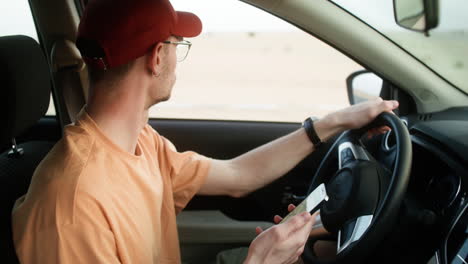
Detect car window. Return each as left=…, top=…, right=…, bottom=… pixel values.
left=331, top=0, right=468, bottom=95
left=150, top=0, right=363, bottom=122
left=0, top=0, right=56, bottom=116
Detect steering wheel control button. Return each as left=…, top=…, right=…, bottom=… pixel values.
left=337, top=215, right=373, bottom=254
left=340, top=148, right=355, bottom=167
left=337, top=219, right=357, bottom=248
left=338, top=142, right=369, bottom=169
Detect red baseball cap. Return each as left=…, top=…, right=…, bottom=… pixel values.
left=76, top=0, right=202, bottom=70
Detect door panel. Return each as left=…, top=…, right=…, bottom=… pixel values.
left=149, top=119, right=333, bottom=222
left=177, top=210, right=273, bottom=263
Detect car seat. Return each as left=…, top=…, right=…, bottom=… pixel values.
left=0, top=35, right=56, bottom=264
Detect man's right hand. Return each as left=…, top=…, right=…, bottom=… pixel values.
left=244, top=212, right=315, bottom=264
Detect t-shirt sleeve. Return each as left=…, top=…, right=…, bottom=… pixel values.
left=154, top=132, right=211, bottom=213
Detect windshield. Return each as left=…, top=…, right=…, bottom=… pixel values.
left=331, top=0, right=468, bottom=94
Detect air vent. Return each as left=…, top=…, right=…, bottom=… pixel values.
left=418, top=113, right=433, bottom=121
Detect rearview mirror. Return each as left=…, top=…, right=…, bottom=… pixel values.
left=346, top=70, right=383, bottom=105
left=393, top=0, right=439, bottom=34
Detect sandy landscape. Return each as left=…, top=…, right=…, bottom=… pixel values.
left=45, top=31, right=467, bottom=123
left=150, top=31, right=363, bottom=122
left=45, top=31, right=362, bottom=122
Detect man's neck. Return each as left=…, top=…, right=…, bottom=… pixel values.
left=86, top=82, right=149, bottom=155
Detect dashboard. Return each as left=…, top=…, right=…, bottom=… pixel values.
left=405, top=107, right=468, bottom=264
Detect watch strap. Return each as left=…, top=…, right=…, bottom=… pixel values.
left=303, top=117, right=322, bottom=148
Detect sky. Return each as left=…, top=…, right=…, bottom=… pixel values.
left=170, top=0, right=298, bottom=32
left=0, top=0, right=298, bottom=38
left=1, top=0, right=466, bottom=39
left=173, top=0, right=468, bottom=32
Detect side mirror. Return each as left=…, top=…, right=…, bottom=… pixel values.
left=393, top=0, right=439, bottom=34
left=346, top=70, right=383, bottom=105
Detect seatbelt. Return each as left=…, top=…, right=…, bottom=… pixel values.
left=50, top=39, right=87, bottom=126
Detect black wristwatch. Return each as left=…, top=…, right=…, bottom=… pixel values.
left=302, top=116, right=322, bottom=148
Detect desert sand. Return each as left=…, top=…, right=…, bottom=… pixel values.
left=150, top=31, right=363, bottom=122
left=45, top=32, right=363, bottom=122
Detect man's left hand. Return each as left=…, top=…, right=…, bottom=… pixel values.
left=314, top=98, right=399, bottom=142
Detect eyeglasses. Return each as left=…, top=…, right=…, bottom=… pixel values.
left=162, top=40, right=192, bottom=62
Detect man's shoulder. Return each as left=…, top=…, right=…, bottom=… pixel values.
left=140, top=124, right=176, bottom=151
left=37, top=124, right=97, bottom=178
left=12, top=125, right=99, bottom=222
left=139, top=123, right=167, bottom=152
left=140, top=123, right=159, bottom=141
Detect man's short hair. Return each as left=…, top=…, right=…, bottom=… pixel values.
left=87, top=60, right=135, bottom=85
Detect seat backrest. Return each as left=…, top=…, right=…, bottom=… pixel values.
left=0, top=35, right=55, bottom=263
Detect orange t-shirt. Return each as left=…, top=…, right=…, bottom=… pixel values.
left=12, top=111, right=211, bottom=263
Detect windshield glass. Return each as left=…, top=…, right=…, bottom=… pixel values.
left=331, top=0, right=468, bottom=94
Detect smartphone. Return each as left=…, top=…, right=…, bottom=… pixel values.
left=280, top=183, right=328, bottom=224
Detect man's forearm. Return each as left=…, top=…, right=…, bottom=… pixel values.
left=199, top=99, right=398, bottom=197
left=229, top=115, right=344, bottom=196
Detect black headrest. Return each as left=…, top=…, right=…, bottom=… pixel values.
left=0, top=35, right=51, bottom=146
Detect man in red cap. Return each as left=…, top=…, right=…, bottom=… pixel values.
left=12, top=0, right=398, bottom=263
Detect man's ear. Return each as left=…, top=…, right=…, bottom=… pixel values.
left=146, top=42, right=165, bottom=75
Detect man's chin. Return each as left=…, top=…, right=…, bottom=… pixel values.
left=153, top=94, right=171, bottom=105
left=160, top=95, right=171, bottom=102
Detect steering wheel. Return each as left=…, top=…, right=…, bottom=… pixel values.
left=302, top=112, right=412, bottom=264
